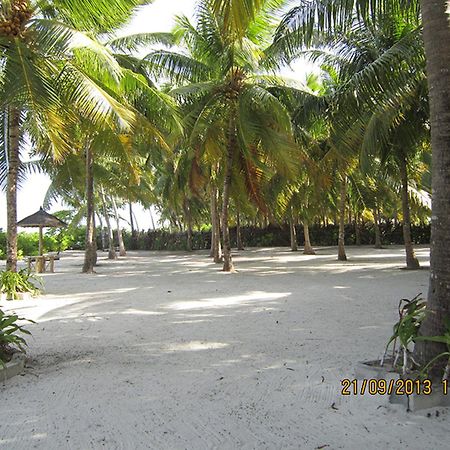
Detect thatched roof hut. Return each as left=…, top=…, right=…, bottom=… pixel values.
left=17, top=208, right=67, bottom=255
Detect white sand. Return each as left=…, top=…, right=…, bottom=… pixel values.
left=1, top=246, right=448, bottom=449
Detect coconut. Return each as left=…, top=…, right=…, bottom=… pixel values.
left=0, top=0, right=31, bottom=38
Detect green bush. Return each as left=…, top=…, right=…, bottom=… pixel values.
left=46, top=225, right=86, bottom=251
left=1, top=269, right=42, bottom=300
left=0, top=226, right=87, bottom=259
left=0, top=308, right=34, bottom=363
left=122, top=222, right=431, bottom=252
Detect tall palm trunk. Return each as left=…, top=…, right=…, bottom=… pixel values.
left=236, top=208, right=244, bottom=250
left=373, top=206, right=382, bottom=249
left=112, top=197, right=126, bottom=256
left=399, top=156, right=420, bottom=269
left=100, top=187, right=117, bottom=260
left=129, top=202, right=135, bottom=236
left=289, top=209, right=298, bottom=252
left=183, top=199, right=193, bottom=252
left=210, top=188, right=215, bottom=258
left=414, top=0, right=450, bottom=372
left=92, top=211, right=98, bottom=266
left=128, top=202, right=138, bottom=249
left=303, top=221, right=315, bottom=255
left=222, top=117, right=236, bottom=272
left=149, top=208, right=156, bottom=230
left=6, top=109, right=20, bottom=272
left=82, top=143, right=96, bottom=273
left=97, top=213, right=106, bottom=251
left=210, top=184, right=222, bottom=263
left=338, top=176, right=347, bottom=261
left=355, top=212, right=361, bottom=246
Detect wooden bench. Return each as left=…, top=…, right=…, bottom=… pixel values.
left=27, top=253, right=59, bottom=273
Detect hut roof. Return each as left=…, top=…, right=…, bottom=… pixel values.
left=17, top=208, right=67, bottom=228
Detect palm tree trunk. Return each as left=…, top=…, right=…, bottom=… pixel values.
left=93, top=211, right=98, bottom=266
left=82, top=143, right=96, bottom=273
left=100, top=187, right=117, bottom=260
left=129, top=202, right=137, bottom=249
left=97, top=213, right=106, bottom=251
left=129, top=202, right=135, bottom=236
left=355, top=212, right=361, bottom=246
left=338, top=176, right=347, bottom=261
left=289, top=210, right=298, bottom=252
left=149, top=208, right=156, bottom=230
left=6, top=108, right=20, bottom=272
left=210, top=216, right=214, bottom=257
left=222, top=118, right=235, bottom=272
left=399, top=156, right=420, bottom=269
left=183, top=200, right=193, bottom=252
left=303, top=222, right=315, bottom=255
left=210, top=185, right=222, bottom=262
left=210, top=188, right=216, bottom=258
left=236, top=208, right=244, bottom=250
left=133, top=211, right=139, bottom=231
left=112, top=197, right=126, bottom=256
left=373, top=207, right=383, bottom=249
left=414, top=0, right=450, bottom=373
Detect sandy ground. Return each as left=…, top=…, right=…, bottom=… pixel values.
left=0, top=245, right=448, bottom=449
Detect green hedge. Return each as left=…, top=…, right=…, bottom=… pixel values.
left=0, top=226, right=87, bottom=260
left=122, top=222, right=430, bottom=251
left=0, top=222, right=430, bottom=259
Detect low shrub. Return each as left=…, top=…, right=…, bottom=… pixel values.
left=0, top=308, right=34, bottom=363
left=122, top=222, right=430, bottom=251
left=0, top=270, right=42, bottom=300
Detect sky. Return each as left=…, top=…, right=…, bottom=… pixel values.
left=0, top=0, right=316, bottom=232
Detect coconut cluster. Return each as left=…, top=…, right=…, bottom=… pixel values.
left=0, top=0, right=32, bottom=38
left=223, top=70, right=246, bottom=100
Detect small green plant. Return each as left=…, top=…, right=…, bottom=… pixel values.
left=0, top=308, right=34, bottom=364
left=0, top=269, right=42, bottom=300
left=382, top=294, right=426, bottom=375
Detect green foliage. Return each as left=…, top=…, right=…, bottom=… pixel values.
left=0, top=308, right=34, bottom=363
left=389, top=295, right=426, bottom=349
left=0, top=270, right=42, bottom=301
left=0, top=227, right=87, bottom=259
left=383, top=294, right=426, bottom=374
left=123, top=222, right=431, bottom=251
left=45, top=226, right=87, bottom=251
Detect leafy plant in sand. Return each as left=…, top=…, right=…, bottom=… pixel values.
left=382, top=294, right=426, bottom=375
left=0, top=308, right=34, bottom=364
left=0, top=269, right=42, bottom=300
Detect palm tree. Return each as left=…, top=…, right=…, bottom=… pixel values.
left=0, top=0, right=144, bottom=272
left=141, top=2, right=298, bottom=271
left=273, top=4, right=428, bottom=267
left=271, top=0, right=450, bottom=373
left=414, top=0, right=450, bottom=372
